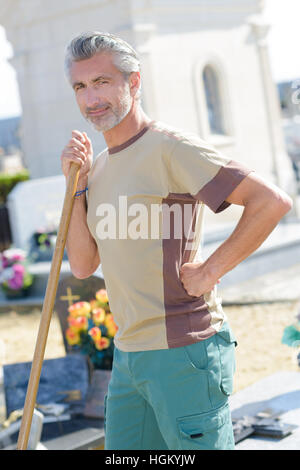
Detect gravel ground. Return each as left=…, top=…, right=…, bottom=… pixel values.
left=0, top=300, right=299, bottom=395
left=224, top=300, right=300, bottom=391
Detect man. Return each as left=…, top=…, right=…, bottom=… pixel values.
left=61, top=31, right=292, bottom=450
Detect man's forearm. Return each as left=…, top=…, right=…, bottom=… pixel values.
left=180, top=172, right=293, bottom=297
left=202, top=195, right=292, bottom=282
left=66, top=176, right=100, bottom=278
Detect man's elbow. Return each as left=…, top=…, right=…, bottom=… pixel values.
left=72, top=269, right=93, bottom=280
left=71, top=261, right=100, bottom=280
left=271, top=190, right=293, bottom=219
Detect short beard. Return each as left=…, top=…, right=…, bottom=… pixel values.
left=85, top=88, right=132, bottom=133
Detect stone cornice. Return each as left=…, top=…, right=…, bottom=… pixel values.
left=138, top=0, right=264, bottom=14
left=1, top=0, right=265, bottom=29
left=248, top=16, right=271, bottom=44
left=0, top=0, right=113, bottom=28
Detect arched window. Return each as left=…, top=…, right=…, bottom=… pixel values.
left=203, top=65, right=225, bottom=135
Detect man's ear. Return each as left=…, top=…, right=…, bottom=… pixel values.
left=129, top=71, right=141, bottom=99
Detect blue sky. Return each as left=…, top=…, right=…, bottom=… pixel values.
left=0, top=0, right=299, bottom=119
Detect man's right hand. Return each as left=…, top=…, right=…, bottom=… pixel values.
left=61, top=130, right=93, bottom=181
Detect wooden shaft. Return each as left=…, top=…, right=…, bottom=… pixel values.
left=17, top=163, right=80, bottom=450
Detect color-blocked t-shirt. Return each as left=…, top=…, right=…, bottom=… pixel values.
left=87, top=121, right=253, bottom=352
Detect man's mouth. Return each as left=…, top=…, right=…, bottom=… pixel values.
left=87, top=106, right=110, bottom=116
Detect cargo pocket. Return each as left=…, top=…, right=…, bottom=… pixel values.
left=215, top=323, right=237, bottom=396
left=177, top=401, right=233, bottom=450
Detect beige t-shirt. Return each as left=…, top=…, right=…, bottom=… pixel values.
left=87, top=121, right=252, bottom=352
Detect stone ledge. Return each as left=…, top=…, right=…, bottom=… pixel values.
left=204, top=220, right=300, bottom=288
left=230, top=371, right=300, bottom=450
left=219, top=262, right=300, bottom=305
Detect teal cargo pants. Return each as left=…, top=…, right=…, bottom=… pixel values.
left=104, top=322, right=237, bottom=450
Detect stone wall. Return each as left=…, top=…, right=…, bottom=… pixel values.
left=0, top=0, right=296, bottom=229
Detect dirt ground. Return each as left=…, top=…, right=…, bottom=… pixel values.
left=0, top=300, right=299, bottom=394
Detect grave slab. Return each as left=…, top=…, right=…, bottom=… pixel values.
left=230, top=371, right=300, bottom=450
left=3, top=355, right=89, bottom=418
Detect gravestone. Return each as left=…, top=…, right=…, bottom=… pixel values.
left=55, top=274, right=106, bottom=354
left=3, top=354, right=89, bottom=418
left=55, top=274, right=112, bottom=420
left=1, top=355, right=106, bottom=448
left=84, top=369, right=111, bottom=419
left=7, top=175, right=66, bottom=251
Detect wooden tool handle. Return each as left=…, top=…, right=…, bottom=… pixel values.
left=17, top=162, right=81, bottom=450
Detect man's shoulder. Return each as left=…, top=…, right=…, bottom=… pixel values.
left=88, top=147, right=108, bottom=183
left=93, top=148, right=108, bottom=167
left=150, top=121, right=211, bottom=151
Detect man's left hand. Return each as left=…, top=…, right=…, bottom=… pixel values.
left=179, top=262, right=220, bottom=297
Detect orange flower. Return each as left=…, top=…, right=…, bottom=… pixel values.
left=95, top=289, right=109, bottom=305
left=66, top=328, right=81, bottom=346
left=92, top=307, right=106, bottom=325
left=67, top=315, right=88, bottom=332
left=68, top=301, right=91, bottom=318
left=95, top=337, right=110, bottom=350
left=88, top=326, right=101, bottom=342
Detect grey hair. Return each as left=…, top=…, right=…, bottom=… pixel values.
left=64, top=31, right=141, bottom=98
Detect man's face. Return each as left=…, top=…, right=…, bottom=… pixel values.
left=70, top=52, right=133, bottom=132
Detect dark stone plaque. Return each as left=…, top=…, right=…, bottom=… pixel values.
left=3, top=354, right=89, bottom=418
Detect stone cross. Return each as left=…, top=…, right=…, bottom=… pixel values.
left=59, top=287, right=80, bottom=307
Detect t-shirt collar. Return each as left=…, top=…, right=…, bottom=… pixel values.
left=108, top=121, right=155, bottom=155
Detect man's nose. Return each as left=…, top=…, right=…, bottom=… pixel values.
left=85, top=87, right=101, bottom=108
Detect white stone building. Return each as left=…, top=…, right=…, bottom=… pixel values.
left=0, top=0, right=296, bottom=230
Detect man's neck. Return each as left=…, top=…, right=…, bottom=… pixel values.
left=103, top=104, right=152, bottom=150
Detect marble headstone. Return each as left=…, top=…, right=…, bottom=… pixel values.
left=7, top=175, right=66, bottom=250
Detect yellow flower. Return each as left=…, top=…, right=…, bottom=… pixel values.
left=68, top=301, right=91, bottom=318
left=104, top=313, right=114, bottom=326
left=95, top=337, right=110, bottom=350
left=104, top=313, right=118, bottom=337
left=88, top=326, right=101, bottom=342
left=107, top=323, right=118, bottom=337
left=92, top=307, right=106, bottom=326
left=95, top=289, right=109, bottom=305
left=89, top=299, right=99, bottom=311
left=67, top=315, right=88, bottom=332
left=66, top=328, right=81, bottom=346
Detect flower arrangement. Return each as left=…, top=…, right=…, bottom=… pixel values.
left=65, top=289, right=118, bottom=370
left=34, top=230, right=57, bottom=250
left=0, top=248, right=34, bottom=298
left=281, top=310, right=300, bottom=368
left=29, top=226, right=66, bottom=262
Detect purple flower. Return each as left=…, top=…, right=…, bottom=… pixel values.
left=8, top=276, right=24, bottom=290
left=2, top=249, right=26, bottom=268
